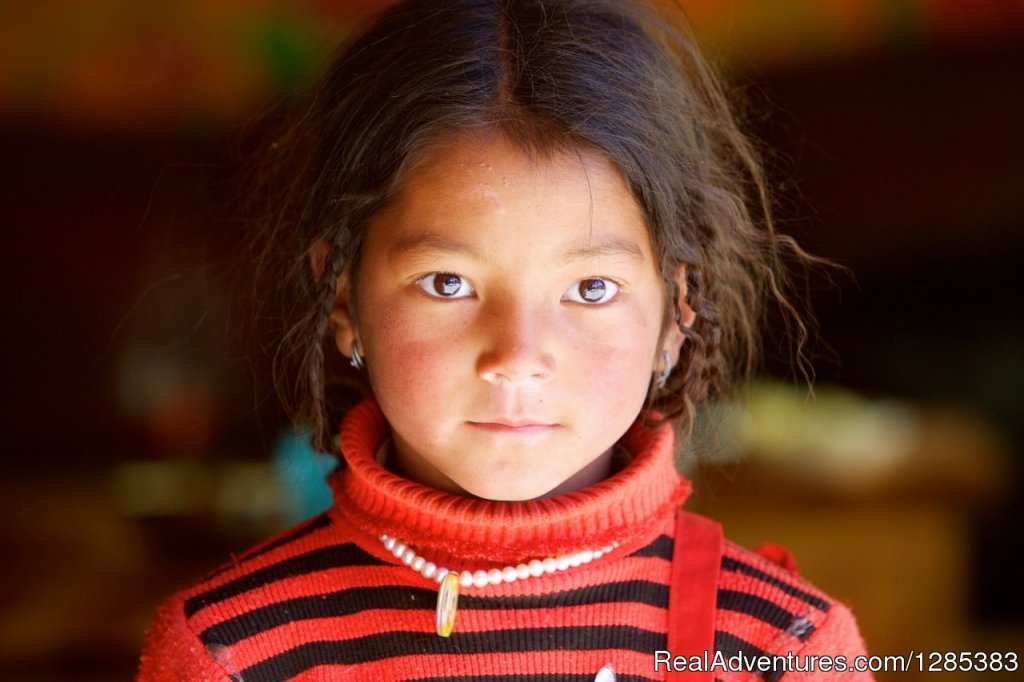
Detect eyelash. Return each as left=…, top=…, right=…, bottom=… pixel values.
left=414, top=272, right=621, bottom=305
left=415, top=272, right=475, bottom=299
left=563, top=278, right=621, bottom=305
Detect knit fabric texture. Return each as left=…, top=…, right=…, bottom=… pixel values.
left=138, top=400, right=871, bottom=681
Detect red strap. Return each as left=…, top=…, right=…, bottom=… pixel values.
left=666, top=510, right=723, bottom=681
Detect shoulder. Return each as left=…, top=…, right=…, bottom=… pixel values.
left=715, top=540, right=871, bottom=678
left=138, top=590, right=233, bottom=682
left=138, top=512, right=381, bottom=680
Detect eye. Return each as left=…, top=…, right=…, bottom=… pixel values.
left=415, top=272, right=475, bottom=299
left=563, top=278, right=620, bottom=304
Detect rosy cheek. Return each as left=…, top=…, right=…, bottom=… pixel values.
left=395, top=343, right=449, bottom=391
left=570, top=334, right=646, bottom=388
left=369, top=310, right=459, bottom=404
left=602, top=348, right=650, bottom=397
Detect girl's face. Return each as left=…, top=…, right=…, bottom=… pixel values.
left=338, top=133, right=687, bottom=501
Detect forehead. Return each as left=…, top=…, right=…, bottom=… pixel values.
left=403, top=132, right=633, bottom=207
left=370, top=131, right=655, bottom=264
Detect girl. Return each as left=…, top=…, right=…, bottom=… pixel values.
left=139, top=0, right=871, bottom=679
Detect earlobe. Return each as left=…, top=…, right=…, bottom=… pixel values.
left=309, top=241, right=359, bottom=362
left=663, top=260, right=696, bottom=333
left=674, top=263, right=697, bottom=330
left=328, top=275, right=359, bottom=361
left=661, top=263, right=696, bottom=359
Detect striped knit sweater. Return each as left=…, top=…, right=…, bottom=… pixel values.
left=138, top=400, right=871, bottom=681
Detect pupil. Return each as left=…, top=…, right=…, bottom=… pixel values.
left=436, top=275, right=461, bottom=296
left=581, top=279, right=605, bottom=301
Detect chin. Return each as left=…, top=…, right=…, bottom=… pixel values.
left=458, top=477, right=559, bottom=502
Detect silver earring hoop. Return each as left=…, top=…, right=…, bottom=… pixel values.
left=655, top=350, right=672, bottom=389
left=350, top=341, right=365, bottom=371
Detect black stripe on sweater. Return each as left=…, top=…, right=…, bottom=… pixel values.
left=203, top=514, right=333, bottom=581
left=721, top=556, right=831, bottom=612
left=238, top=627, right=668, bottom=682
left=184, top=543, right=387, bottom=617
left=629, top=534, right=673, bottom=560
left=199, top=580, right=671, bottom=647
left=716, top=589, right=814, bottom=642
left=465, top=580, right=668, bottom=610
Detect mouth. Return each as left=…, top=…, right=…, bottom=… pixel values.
left=467, top=420, right=559, bottom=434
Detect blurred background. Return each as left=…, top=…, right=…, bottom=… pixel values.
left=1, top=1, right=1022, bottom=679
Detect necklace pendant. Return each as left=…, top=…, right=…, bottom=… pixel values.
left=436, top=571, right=460, bottom=637
left=381, top=533, right=620, bottom=638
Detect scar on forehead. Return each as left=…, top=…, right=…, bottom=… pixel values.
left=464, top=183, right=503, bottom=209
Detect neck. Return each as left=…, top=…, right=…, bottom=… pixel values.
left=386, top=437, right=615, bottom=501
left=329, top=399, right=690, bottom=568
left=534, top=446, right=613, bottom=499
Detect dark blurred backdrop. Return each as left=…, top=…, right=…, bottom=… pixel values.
left=1, top=1, right=1022, bottom=680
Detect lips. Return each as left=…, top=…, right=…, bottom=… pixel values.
left=475, top=418, right=555, bottom=428
left=467, top=419, right=559, bottom=434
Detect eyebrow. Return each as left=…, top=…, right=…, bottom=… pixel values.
left=390, top=230, right=645, bottom=264
left=390, top=232, right=484, bottom=261
left=562, top=236, right=645, bottom=263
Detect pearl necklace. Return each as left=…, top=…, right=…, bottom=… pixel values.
left=380, top=534, right=620, bottom=637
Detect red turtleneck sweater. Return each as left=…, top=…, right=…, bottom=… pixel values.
left=138, top=400, right=871, bottom=681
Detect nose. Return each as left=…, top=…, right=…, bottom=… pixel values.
left=476, top=299, right=555, bottom=385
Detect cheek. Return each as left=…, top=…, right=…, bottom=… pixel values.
left=375, top=341, right=450, bottom=395
left=568, top=310, right=660, bottom=404
left=361, top=298, right=466, bottom=409
left=592, top=344, right=654, bottom=403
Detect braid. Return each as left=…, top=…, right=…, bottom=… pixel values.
left=652, top=262, right=722, bottom=434
left=308, top=242, right=348, bottom=453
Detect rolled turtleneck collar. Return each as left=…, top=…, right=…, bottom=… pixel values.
left=328, top=399, right=690, bottom=569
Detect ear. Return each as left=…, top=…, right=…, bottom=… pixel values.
left=661, top=263, right=697, bottom=361
left=310, top=241, right=359, bottom=361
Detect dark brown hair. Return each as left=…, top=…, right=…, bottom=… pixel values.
left=250, top=0, right=820, bottom=453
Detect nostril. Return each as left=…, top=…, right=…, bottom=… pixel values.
left=476, top=311, right=555, bottom=383
left=477, top=350, right=554, bottom=385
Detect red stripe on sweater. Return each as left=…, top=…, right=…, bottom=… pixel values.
left=288, top=649, right=660, bottom=681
